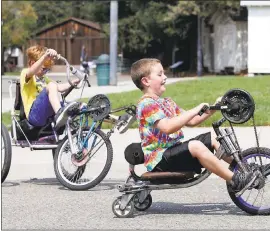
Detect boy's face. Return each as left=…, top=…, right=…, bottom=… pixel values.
left=38, top=66, right=50, bottom=77
left=142, top=63, right=167, bottom=96
left=30, top=60, right=50, bottom=77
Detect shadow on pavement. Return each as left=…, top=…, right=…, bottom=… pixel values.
left=20, top=178, right=120, bottom=192
left=21, top=178, right=61, bottom=186
left=134, top=202, right=246, bottom=217
left=58, top=179, right=120, bottom=192
left=1, top=181, right=20, bottom=187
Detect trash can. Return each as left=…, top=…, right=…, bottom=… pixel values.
left=96, top=54, right=110, bottom=86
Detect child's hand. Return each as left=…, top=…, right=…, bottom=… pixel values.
left=45, top=49, right=58, bottom=59
left=196, top=103, right=210, bottom=114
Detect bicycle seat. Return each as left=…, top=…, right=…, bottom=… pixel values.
left=141, top=171, right=194, bottom=180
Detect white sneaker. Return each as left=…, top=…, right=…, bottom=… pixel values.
left=117, top=113, right=136, bottom=134
left=54, top=101, right=80, bottom=129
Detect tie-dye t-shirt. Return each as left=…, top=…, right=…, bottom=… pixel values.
left=137, top=95, right=184, bottom=171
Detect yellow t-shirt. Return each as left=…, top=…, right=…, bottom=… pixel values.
left=20, top=68, right=52, bottom=118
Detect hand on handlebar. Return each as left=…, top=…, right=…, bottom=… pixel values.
left=197, top=103, right=210, bottom=116
left=56, top=54, right=91, bottom=89
left=45, top=49, right=58, bottom=60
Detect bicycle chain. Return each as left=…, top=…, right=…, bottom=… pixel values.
left=229, top=121, right=241, bottom=152
left=252, top=115, right=260, bottom=153
left=106, top=128, right=115, bottom=139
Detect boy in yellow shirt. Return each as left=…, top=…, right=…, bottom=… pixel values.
left=20, top=45, right=79, bottom=128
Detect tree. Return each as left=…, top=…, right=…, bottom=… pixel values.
left=31, top=1, right=73, bottom=31
left=117, top=1, right=193, bottom=57
left=2, top=1, right=37, bottom=48
left=2, top=1, right=37, bottom=74
left=166, top=0, right=241, bottom=19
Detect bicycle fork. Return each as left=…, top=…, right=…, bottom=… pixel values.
left=66, top=117, right=100, bottom=155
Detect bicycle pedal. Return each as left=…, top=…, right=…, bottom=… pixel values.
left=235, top=172, right=259, bottom=197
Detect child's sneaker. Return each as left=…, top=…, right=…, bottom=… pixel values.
left=117, top=113, right=136, bottom=134
left=54, top=101, right=80, bottom=129
left=230, top=171, right=259, bottom=196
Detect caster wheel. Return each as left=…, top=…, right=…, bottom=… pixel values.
left=112, top=197, right=134, bottom=218
left=134, top=194, right=152, bottom=211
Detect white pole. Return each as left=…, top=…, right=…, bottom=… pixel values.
left=110, top=0, right=118, bottom=85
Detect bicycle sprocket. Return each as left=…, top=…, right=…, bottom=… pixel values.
left=221, top=88, right=255, bottom=124
left=87, top=94, right=111, bottom=121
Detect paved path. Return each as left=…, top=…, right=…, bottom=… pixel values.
left=2, top=127, right=270, bottom=229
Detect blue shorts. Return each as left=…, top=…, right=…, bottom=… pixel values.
left=28, top=88, right=55, bottom=127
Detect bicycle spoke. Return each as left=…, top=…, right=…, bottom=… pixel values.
left=89, top=141, right=106, bottom=159
left=259, top=188, right=265, bottom=208
left=252, top=188, right=262, bottom=207
left=245, top=189, right=253, bottom=204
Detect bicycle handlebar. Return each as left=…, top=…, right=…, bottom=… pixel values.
left=198, top=103, right=229, bottom=116
left=56, top=54, right=91, bottom=88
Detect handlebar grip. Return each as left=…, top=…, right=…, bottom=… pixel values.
left=56, top=54, right=67, bottom=62
left=70, top=66, right=87, bottom=80
left=198, top=105, right=209, bottom=116
left=209, top=105, right=221, bottom=110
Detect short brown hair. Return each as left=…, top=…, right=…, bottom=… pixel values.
left=27, top=45, right=54, bottom=67
left=131, top=58, right=160, bottom=90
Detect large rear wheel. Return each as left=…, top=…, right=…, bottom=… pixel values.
left=54, top=129, right=113, bottom=190
left=227, top=147, right=270, bottom=215
left=1, top=124, right=12, bottom=183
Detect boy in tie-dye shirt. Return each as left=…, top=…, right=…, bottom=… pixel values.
left=136, top=95, right=184, bottom=171
left=130, top=58, right=259, bottom=193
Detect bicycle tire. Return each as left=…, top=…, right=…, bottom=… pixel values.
left=54, top=128, right=113, bottom=190
left=1, top=124, right=12, bottom=183
left=227, top=147, right=270, bottom=215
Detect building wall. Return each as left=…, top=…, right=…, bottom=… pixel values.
left=29, top=20, right=109, bottom=65
left=202, top=12, right=247, bottom=74
left=247, top=6, right=270, bottom=73
left=201, top=21, right=211, bottom=71
left=235, top=21, right=248, bottom=73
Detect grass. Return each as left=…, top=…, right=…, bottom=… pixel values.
left=2, top=76, right=270, bottom=129
left=3, top=72, right=21, bottom=76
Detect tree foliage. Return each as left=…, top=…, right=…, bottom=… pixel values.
left=2, top=1, right=37, bottom=48
left=167, top=0, right=241, bottom=19
left=117, top=0, right=193, bottom=53
left=31, top=1, right=73, bottom=31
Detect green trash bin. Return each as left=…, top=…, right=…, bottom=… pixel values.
left=96, top=54, right=110, bottom=86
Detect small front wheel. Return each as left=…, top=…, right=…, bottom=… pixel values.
left=134, top=194, right=152, bottom=211
left=112, top=197, right=134, bottom=218
left=1, top=123, right=12, bottom=183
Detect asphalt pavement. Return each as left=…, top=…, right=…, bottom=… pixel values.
left=2, top=127, right=270, bottom=229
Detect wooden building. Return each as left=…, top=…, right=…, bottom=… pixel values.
left=28, top=17, right=109, bottom=65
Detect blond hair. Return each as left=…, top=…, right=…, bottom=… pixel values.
left=26, top=45, right=54, bottom=67
left=131, top=58, right=160, bottom=90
